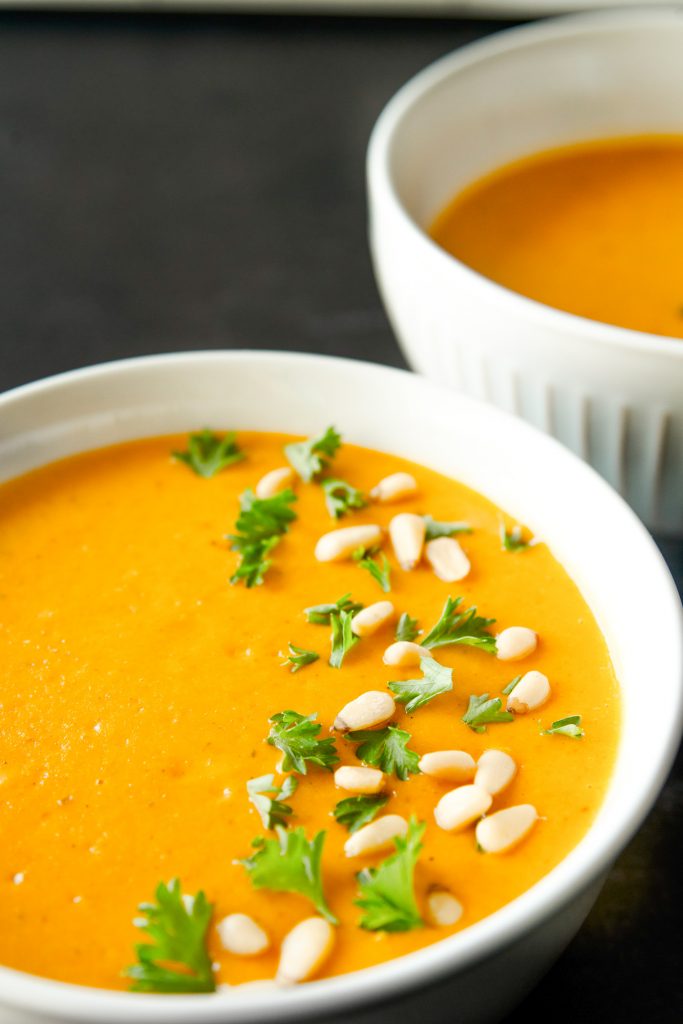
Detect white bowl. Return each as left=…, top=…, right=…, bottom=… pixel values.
left=0, top=351, right=680, bottom=1024
left=367, top=8, right=683, bottom=536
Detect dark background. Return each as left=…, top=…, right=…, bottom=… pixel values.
left=0, top=11, right=681, bottom=1022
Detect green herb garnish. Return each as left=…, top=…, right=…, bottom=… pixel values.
left=347, top=724, right=420, bottom=781
left=173, top=430, right=244, bottom=479
left=304, top=593, right=364, bottom=625
left=500, top=521, right=533, bottom=553
left=544, top=715, right=584, bottom=739
left=283, top=643, right=320, bottom=673
left=247, top=773, right=298, bottom=829
left=423, top=516, right=472, bottom=541
left=502, top=675, right=522, bottom=695
left=333, top=794, right=389, bottom=834
left=421, top=596, right=497, bottom=654
left=322, top=478, right=367, bottom=519
left=124, top=880, right=215, bottom=993
left=267, top=710, right=339, bottom=774
left=355, top=819, right=425, bottom=932
left=395, top=612, right=420, bottom=643
left=389, top=657, right=453, bottom=714
left=329, top=608, right=359, bottom=668
left=228, top=488, right=297, bottom=587
left=353, top=547, right=391, bottom=593
left=285, top=427, right=342, bottom=483
left=241, top=827, right=337, bottom=923
left=462, top=693, right=514, bottom=733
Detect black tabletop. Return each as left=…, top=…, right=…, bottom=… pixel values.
left=0, top=11, right=681, bottom=1022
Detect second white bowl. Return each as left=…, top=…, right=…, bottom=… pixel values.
left=367, top=8, right=683, bottom=535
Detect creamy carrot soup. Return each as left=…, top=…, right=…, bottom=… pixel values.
left=0, top=429, right=619, bottom=992
left=430, top=134, right=683, bottom=338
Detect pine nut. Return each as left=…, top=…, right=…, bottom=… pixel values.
left=334, top=766, right=385, bottom=794
left=426, top=887, right=463, bottom=927
left=255, top=466, right=295, bottom=500
left=351, top=601, right=395, bottom=637
left=506, top=670, right=550, bottom=713
left=434, top=784, right=492, bottom=832
left=475, top=804, right=538, bottom=853
left=344, top=814, right=408, bottom=857
left=382, top=640, right=432, bottom=667
left=370, top=472, right=418, bottom=504
left=334, top=690, right=395, bottom=732
left=496, top=627, right=537, bottom=662
left=475, top=749, right=517, bottom=796
left=389, top=513, right=425, bottom=571
left=418, top=750, right=476, bottom=783
left=216, top=914, right=270, bottom=956
left=314, top=524, right=383, bottom=563
left=425, top=537, right=470, bottom=582
left=276, top=917, right=335, bottom=984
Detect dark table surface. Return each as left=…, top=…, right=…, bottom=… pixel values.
left=0, top=10, right=681, bottom=1022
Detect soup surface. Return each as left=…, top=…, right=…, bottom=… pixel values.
left=0, top=431, right=619, bottom=991
left=430, top=134, right=683, bottom=338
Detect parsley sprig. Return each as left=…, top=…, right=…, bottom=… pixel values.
left=347, top=724, right=420, bottom=781
left=329, top=609, right=359, bottom=668
left=500, top=521, right=534, bottom=552
left=283, top=643, right=320, bottom=673
left=241, top=827, right=337, bottom=924
left=247, top=773, right=298, bottom=829
left=124, top=880, right=215, bottom=993
left=268, top=710, right=339, bottom=774
left=355, top=819, right=425, bottom=932
left=305, top=593, right=364, bottom=625
left=423, top=516, right=472, bottom=541
left=544, top=715, right=584, bottom=739
left=395, top=612, right=420, bottom=643
left=421, top=596, right=497, bottom=654
left=322, top=478, right=367, bottom=519
left=462, top=693, right=514, bottom=733
left=173, top=430, right=244, bottom=478
left=228, top=488, right=297, bottom=587
left=285, top=427, right=342, bottom=483
left=333, top=794, right=389, bottom=834
left=353, top=547, right=391, bottom=593
left=389, top=657, right=453, bottom=714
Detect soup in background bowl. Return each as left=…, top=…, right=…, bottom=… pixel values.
left=0, top=351, right=680, bottom=1024
left=367, top=9, right=683, bottom=535
left=430, top=134, right=683, bottom=339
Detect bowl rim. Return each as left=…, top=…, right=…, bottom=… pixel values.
left=0, top=349, right=681, bottom=1022
left=367, top=6, right=683, bottom=360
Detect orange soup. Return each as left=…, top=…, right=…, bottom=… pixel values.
left=430, top=134, right=683, bottom=338
left=0, top=430, right=620, bottom=991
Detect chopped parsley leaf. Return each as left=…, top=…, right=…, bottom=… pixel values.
left=423, top=515, right=472, bottom=541
left=283, top=643, right=320, bottom=673
left=285, top=427, right=342, bottom=483
left=395, top=612, right=421, bottom=643
left=305, top=593, right=364, bottom=625
left=333, top=794, right=389, bottom=834
left=124, top=879, right=215, bottom=993
left=247, top=774, right=298, bottom=830
left=462, top=693, right=514, bottom=733
left=347, top=724, right=420, bottom=781
left=173, top=430, right=244, bottom=478
left=355, top=819, right=425, bottom=932
left=329, top=608, right=359, bottom=669
left=241, top=827, right=337, bottom=924
left=267, top=710, right=339, bottom=774
left=544, top=715, right=585, bottom=739
left=389, top=657, right=453, bottom=714
left=322, top=478, right=367, bottom=519
left=421, top=596, right=497, bottom=654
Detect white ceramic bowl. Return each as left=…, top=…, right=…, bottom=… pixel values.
left=367, top=8, right=683, bottom=536
left=0, top=351, right=680, bottom=1024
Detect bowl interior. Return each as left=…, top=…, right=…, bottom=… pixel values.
left=381, top=10, right=683, bottom=232
left=0, top=351, right=680, bottom=1021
